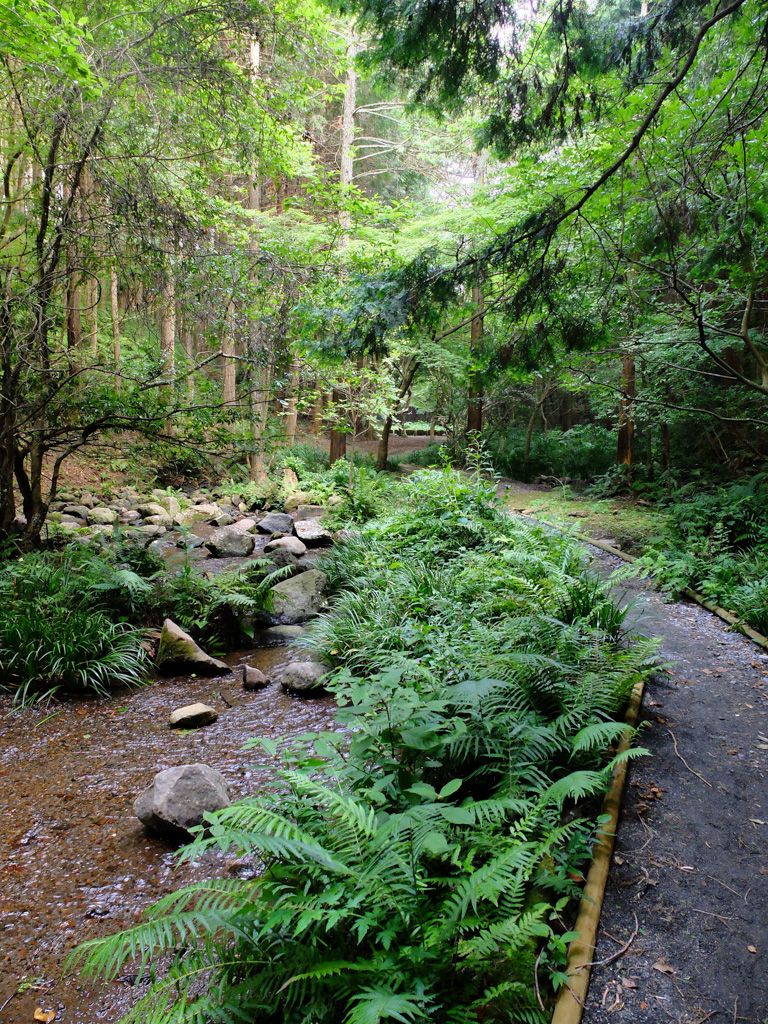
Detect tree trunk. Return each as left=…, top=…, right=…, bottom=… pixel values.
left=329, top=387, right=347, bottom=464
left=283, top=356, right=300, bottom=447
left=466, top=278, right=484, bottom=435
left=376, top=415, right=393, bottom=471
left=110, top=266, right=121, bottom=389
left=616, top=353, right=636, bottom=467
left=160, top=273, right=176, bottom=379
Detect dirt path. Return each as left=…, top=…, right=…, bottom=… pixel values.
left=581, top=546, right=768, bottom=1024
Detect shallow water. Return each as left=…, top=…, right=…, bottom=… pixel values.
left=0, top=647, right=337, bottom=1023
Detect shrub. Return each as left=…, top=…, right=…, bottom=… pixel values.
left=484, top=425, right=615, bottom=482
left=0, top=547, right=151, bottom=702
left=72, top=469, right=656, bottom=1022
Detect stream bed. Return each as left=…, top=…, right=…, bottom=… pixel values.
left=0, top=647, right=338, bottom=1023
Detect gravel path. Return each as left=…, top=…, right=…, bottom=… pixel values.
left=583, top=547, right=768, bottom=1024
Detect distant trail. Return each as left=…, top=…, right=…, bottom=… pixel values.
left=571, top=543, right=768, bottom=1023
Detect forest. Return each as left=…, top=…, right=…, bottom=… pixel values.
left=0, top=0, right=767, bottom=1022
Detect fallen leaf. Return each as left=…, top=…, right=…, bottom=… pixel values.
left=33, top=1011, right=56, bottom=1024
left=747, top=945, right=758, bottom=954
left=652, top=957, right=676, bottom=976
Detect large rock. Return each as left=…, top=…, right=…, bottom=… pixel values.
left=269, top=569, right=328, bottom=623
left=293, top=504, right=326, bottom=521
left=169, top=703, right=218, bottom=729
left=175, top=503, right=222, bottom=527
left=156, top=618, right=231, bottom=676
left=205, top=525, right=255, bottom=557
left=151, top=491, right=181, bottom=516
left=264, top=535, right=306, bottom=557
left=57, top=514, right=87, bottom=529
left=257, top=512, right=294, bottom=535
left=275, top=661, right=328, bottom=694
left=88, top=506, right=117, bottom=525
left=137, top=501, right=168, bottom=518
left=134, top=764, right=230, bottom=841
left=62, top=504, right=90, bottom=522
left=266, top=548, right=299, bottom=572
left=293, top=517, right=332, bottom=546
left=145, top=512, right=173, bottom=528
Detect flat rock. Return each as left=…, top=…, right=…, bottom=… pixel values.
left=156, top=618, right=231, bottom=676
left=137, top=502, right=168, bottom=518
left=293, top=517, right=332, bottom=546
left=269, top=568, right=328, bottom=623
left=264, top=535, right=306, bottom=556
left=134, top=764, right=229, bottom=841
left=258, top=624, right=306, bottom=646
left=169, top=703, right=218, bottom=728
left=62, top=504, right=90, bottom=521
left=175, top=502, right=222, bottom=527
left=205, top=525, right=255, bottom=557
left=88, top=506, right=117, bottom=525
left=231, top=517, right=257, bottom=533
left=257, top=512, right=294, bottom=535
left=293, top=504, right=326, bottom=521
left=145, top=512, right=173, bottom=528
left=275, top=660, right=328, bottom=694
left=242, top=665, right=269, bottom=689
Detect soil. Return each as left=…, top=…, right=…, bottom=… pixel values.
left=581, top=546, right=768, bottom=1024
left=0, top=648, right=338, bottom=1024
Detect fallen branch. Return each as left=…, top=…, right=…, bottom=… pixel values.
left=666, top=727, right=712, bottom=788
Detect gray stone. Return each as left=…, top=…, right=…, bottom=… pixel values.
left=284, top=491, right=312, bottom=510
left=175, top=502, right=222, bottom=527
left=121, top=510, right=141, bottom=523
left=259, top=624, right=306, bottom=645
left=63, top=504, right=90, bottom=521
left=137, top=501, right=168, bottom=518
left=266, top=548, right=299, bottom=572
left=214, top=513, right=235, bottom=528
left=87, top=506, right=117, bottom=525
left=156, top=618, right=231, bottom=676
left=169, top=703, right=218, bottom=729
left=145, top=512, right=173, bottom=528
left=242, top=665, right=269, bottom=689
left=293, top=517, right=332, bottom=546
left=293, top=504, right=326, bottom=521
left=134, top=764, right=230, bottom=841
left=134, top=524, right=166, bottom=537
left=57, top=514, right=87, bottom=529
left=151, top=491, right=181, bottom=516
left=91, top=524, right=114, bottom=537
left=264, top=535, right=307, bottom=557
left=275, top=660, right=328, bottom=694
left=269, top=569, right=328, bottom=624
left=257, top=512, right=294, bottom=535
left=205, top=525, right=255, bottom=557
left=79, top=491, right=98, bottom=508
left=231, top=517, right=257, bottom=533
left=177, top=533, right=205, bottom=549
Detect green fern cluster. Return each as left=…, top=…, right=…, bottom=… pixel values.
left=71, top=468, right=656, bottom=1022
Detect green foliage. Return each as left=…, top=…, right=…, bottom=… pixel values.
left=637, top=475, right=768, bottom=631
left=0, top=547, right=150, bottom=702
left=485, top=426, right=616, bottom=482
left=73, top=469, right=656, bottom=1021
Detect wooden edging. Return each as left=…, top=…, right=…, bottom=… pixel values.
left=567, top=531, right=768, bottom=653
left=551, top=677, right=645, bottom=1024
left=547, top=524, right=768, bottom=1022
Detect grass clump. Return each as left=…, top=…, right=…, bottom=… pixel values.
left=71, top=468, right=656, bottom=1023
left=0, top=547, right=151, bottom=703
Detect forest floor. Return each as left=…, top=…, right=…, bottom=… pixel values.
left=536, top=530, right=768, bottom=1023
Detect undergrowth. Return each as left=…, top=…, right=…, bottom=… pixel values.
left=70, top=468, right=656, bottom=1023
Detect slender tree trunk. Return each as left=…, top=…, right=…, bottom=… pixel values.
left=283, top=356, right=300, bottom=447
left=329, top=34, right=357, bottom=463
left=183, top=325, right=196, bottom=403
left=160, top=272, right=176, bottom=384
left=466, top=279, right=485, bottom=434
left=616, top=352, right=636, bottom=467
left=110, top=266, right=121, bottom=389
